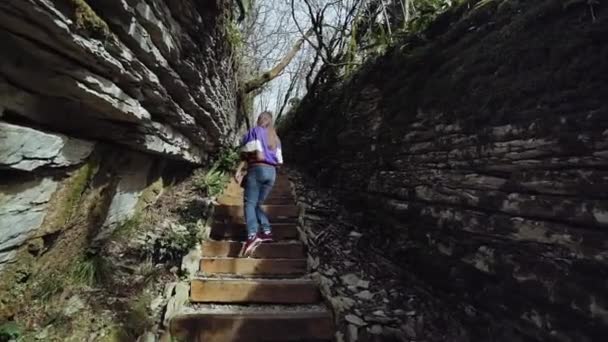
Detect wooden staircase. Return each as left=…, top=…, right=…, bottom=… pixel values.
left=170, top=175, right=335, bottom=341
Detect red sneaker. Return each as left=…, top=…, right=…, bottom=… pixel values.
left=258, top=230, right=273, bottom=243
left=241, top=235, right=262, bottom=257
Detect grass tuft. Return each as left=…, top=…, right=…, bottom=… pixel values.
left=71, top=254, right=111, bottom=287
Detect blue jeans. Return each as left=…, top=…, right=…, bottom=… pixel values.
left=244, top=165, right=276, bottom=237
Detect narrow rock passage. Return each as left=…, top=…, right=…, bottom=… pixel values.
left=170, top=171, right=335, bottom=341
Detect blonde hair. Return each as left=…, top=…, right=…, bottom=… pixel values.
left=257, top=111, right=280, bottom=150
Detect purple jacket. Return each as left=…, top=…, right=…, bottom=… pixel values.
left=240, top=126, right=283, bottom=166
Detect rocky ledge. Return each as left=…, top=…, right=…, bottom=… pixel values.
left=0, top=0, right=239, bottom=162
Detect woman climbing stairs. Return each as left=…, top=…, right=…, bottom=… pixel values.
left=170, top=175, right=335, bottom=341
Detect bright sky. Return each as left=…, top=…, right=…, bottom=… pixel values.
left=247, top=0, right=363, bottom=124
left=249, top=0, right=308, bottom=120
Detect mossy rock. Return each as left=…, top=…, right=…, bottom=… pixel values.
left=36, top=159, right=99, bottom=238
left=68, top=0, right=111, bottom=39
left=136, top=177, right=164, bottom=213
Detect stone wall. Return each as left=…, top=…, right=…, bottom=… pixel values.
left=0, top=0, right=238, bottom=317
left=282, top=1, right=608, bottom=341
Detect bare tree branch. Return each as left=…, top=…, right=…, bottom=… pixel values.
left=277, top=57, right=305, bottom=120
left=244, top=28, right=314, bottom=93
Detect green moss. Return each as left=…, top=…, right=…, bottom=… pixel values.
left=0, top=252, right=35, bottom=318
left=135, top=177, right=164, bottom=213
left=111, top=214, right=142, bottom=239
left=226, top=21, right=243, bottom=50
left=58, top=159, right=99, bottom=226
left=68, top=0, right=111, bottom=39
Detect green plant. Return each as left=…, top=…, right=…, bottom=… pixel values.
left=193, top=147, right=240, bottom=197
left=156, top=223, right=200, bottom=262
left=193, top=166, right=228, bottom=197
left=216, top=147, right=240, bottom=173
left=136, top=223, right=200, bottom=264
left=405, top=0, right=452, bottom=34
left=71, top=254, right=111, bottom=287
left=0, top=322, right=21, bottom=342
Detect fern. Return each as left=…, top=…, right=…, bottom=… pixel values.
left=192, top=147, right=240, bottom=197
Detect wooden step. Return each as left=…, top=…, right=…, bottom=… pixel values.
left=171, top=305, right=334, bottom=341
left=200, top=257, right=307, bottom=277
left=222, top=183, right=292, bottom=195
left=269, top=185, right=293, bottom=195
left=218, top=195, right=294, bottom=206
left=190, top=278, right=320, bottom=303
left=220, top=183, right=293, bottom=198
left=215, top=204, right=299, bottom=220
left=202, top=240, right=305, bottom=259
left=210, top=222, right=298, bottom=241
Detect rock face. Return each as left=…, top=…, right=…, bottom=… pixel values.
left=282, top=1, right=608, bottom=341
left=291, top=169, right=470, bottom=342
left=0, top=122, right=95, bottom=171
left=0, top=0, right=239, bottom=317
left=0, top=0, right=239, bottom=162
left=0, top=178, right=59, bottom=270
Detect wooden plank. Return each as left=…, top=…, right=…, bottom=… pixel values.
left=200, top=258, right=307, bottom=277
left=221, top=177, right=292, bottom=191
left=214, top=205, right=299, bottom=220
left=217, top=174, right=294, bottom=207
left=210, top=222, right=298, bottom=241
left=202, top=240, right=305, bottom=259
left=171, top=310, right=334, bottom=341
left=219, top=182, right=293, bottom=197
left=214, top=204, right=299, bottom=222
left=218, top=195, right=294, bottom=206
left=190, top=278, right=320, bottom=303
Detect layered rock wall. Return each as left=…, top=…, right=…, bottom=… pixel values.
left=0, top=0, right=239, bottom=161
left=282, top=1, right=608, bottom=340
left=0, top=0, right=238, bottom=316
